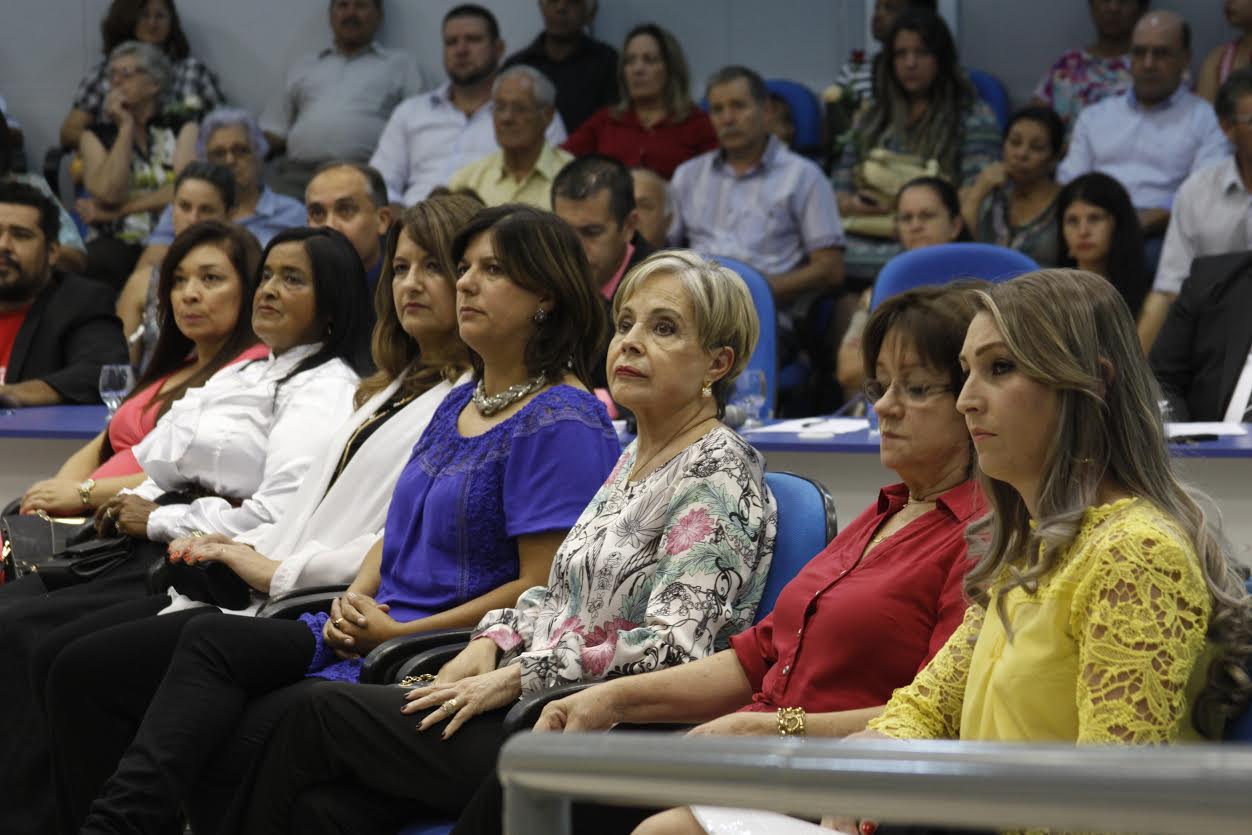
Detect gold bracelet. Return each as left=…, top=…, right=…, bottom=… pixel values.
left=777, top=706, right=806, bottom=737
left=78, top=478, right=96, bottom=507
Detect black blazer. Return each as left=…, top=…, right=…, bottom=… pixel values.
left=7, top=272, right=129, bottom=404
left=1150, top=251, right=1252, bottom=422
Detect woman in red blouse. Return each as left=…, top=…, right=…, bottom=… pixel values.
left=18, top=220, right=263, bottom=517
left=531, top=282, right=988, bottom=835
left=562, top=23, right=717, bottom=180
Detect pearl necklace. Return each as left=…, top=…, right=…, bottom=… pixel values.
left=472, top=373, right=546, bottom=416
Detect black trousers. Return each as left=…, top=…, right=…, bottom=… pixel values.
left=0, top=558, right=155, bottom=834
left=79, top=613, right=318, bottom=835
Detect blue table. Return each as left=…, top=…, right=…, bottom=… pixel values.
left=0, top=405, right=108, bottom=440
left=0, top=406, right=108, bottom=502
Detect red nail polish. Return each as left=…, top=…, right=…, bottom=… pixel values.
left=860, top=822, right=877, bottom=835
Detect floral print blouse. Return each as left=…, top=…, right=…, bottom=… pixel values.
left=475, top=425, right=777, bottom=695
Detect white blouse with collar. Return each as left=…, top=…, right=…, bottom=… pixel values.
left=129, top=344, right=360, bottom=543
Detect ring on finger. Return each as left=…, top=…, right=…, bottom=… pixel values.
left=105, top=507, right=116, bottom=521
left=441, top=698, right=460, bottom=713
left=333, top=617, right=345, bottom=628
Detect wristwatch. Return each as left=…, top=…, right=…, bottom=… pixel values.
left=77, top=478, right=96, bottom=507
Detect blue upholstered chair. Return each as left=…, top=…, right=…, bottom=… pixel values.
left=870, top=243, right=1038, bottom=310
left=765, top=78, right=823, bottom=156
left=968, top=69, right=1011, bottom=131
left=712, top=255, right=778, bottom=416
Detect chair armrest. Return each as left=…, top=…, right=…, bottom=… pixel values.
left=359, top=627, right=474, bottom=684
left=257, top=584, right=348, bottom=619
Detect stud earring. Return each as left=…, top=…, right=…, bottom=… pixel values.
left=701, top=380, right=712, bottom=398
left=533, top=307, right=549, bottom=324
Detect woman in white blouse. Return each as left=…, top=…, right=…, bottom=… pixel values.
left=234, top=249, right=779, bottom=835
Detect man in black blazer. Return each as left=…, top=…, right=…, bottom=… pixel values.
left=1150, top=250, right=1252, bottom=422
left=0, top=181, right=127, bottom=406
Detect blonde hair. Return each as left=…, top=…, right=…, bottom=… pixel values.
left=612, top=249, right=759, bottom=417
left=354, top=196, right=478, bottom=407
left=963, top=269, right=1252, bottom=738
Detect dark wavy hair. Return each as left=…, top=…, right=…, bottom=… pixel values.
left=894, top=175, right=973, bottom=243
left=101, top=0, right=190, bottom=59
left=450, top=205, right=608, bottom=389
left=141, top=220, right=262, bottom=418
left=1004, top=106, right=1065, bottom=159
left=1056, top=172, right=1150, bottom=316
left=258, top=227, right=375, bottom=384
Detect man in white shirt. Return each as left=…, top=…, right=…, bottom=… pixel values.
left=261, top=0, right=426, bottom=198
left=369, top=4, right=565, bottom=206
left=1058, top=11, right=1229, bottom=239
left=1138, top=68, right=1252, bottom=352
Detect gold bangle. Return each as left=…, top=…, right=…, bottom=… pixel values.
left=777, top=706, right=806, bottom=737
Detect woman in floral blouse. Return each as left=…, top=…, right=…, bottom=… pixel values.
left=232, top=249, right=778, bottom=835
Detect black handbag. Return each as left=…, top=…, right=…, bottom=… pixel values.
left=1, top=510, right=99, bottom=583
left=34, top=535, right=135, bottom=591
left=163, top=558, right=254, bottom=610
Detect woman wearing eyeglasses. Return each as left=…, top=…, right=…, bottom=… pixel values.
left=532, top=282, right=988, bottom=835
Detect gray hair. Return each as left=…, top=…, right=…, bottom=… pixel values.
left=108, top=40, right=173, bottom=97
left=493, top=65, right=556, bottom=111
left=196, top=107, right=270, bottom=163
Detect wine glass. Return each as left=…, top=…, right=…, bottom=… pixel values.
left=731, top=370, right=769, bottom=428
left=99, top=364, right=136, bottom=416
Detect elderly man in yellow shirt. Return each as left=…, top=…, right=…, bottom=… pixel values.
left=447, top=65, right=573, bottom=208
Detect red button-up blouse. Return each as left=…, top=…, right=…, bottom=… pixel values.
left=562, top=105, right=717, bottom=179
left=731, top=479, right=984, bottom=714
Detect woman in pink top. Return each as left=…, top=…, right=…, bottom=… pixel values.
left=1199, top=0, right=1252, bottom=101
left=19, top=219, right=262, bottom=516
left=562, top=24, right=716, bottom=179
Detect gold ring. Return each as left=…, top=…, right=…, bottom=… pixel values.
left=441, top=698, right=460, bottom=713
left=105, top=507, right=116, bottom=521
left=333, top=617, right=345, bottom=628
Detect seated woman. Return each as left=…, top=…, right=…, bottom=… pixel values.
left=1057, top=171, right=1150, bottom=317
left=963, top=106, right=1065, bottom=267
left=71, top=205, right=625, bottom=835
left=836, top=177, right=969, bottom=402
left=114, top=161, right=235, bottom=367
left=563, top=24, right=716, bottom=179
left=1198, top=0, right=1252, bottom=102
left=78, top=40, right=198, bottom=289
left=59, top=0, right=226, bottom=148
left=539, top=283, right=987, bottom=835
left=833, top=9, right=1000, bottom=285
left=31, top=195, right=480, bottom=832
left=20, top=217, right=260, bottom=518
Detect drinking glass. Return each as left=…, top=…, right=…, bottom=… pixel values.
left=731, top=370, right=768, bottom=428
left=99, top=364, right=136, bottom=416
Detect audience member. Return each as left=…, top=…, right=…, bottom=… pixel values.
left=231, top=249, right=776, bottom=835
left=833, top=9, right=999, bottom=283
left=261, top=0, right=426, bottom=199
left=370, top=4, right=565, bottom=206
left=502, top=0, right=618, bottom=132
left=764, top=92, right=796, bottom=148
left=1151, top=251, right=1252, bottom=422
left=1198, top=0, right=1252, bottom=102
left=1057, top=172, right=1150, bottom=316
left=59, top=0, right=226, bottom=148
left=36, top=197, right=482, bottom=833
left=117, top=162, right=236, bottom=368
left=563, top=23, right=716, bottom=179
left=1058, top=11, right=1229, bottom=245
left=448, top=66, right=573, bottom=208
left=964, top=106, right=1066, bottom=267
left=1139, top=68, right=1252, bottom=352
left=542, top=283, right=986, bottom=835
left=829, top=269, right=1252, bottom=832
left=0, top=110, right=87, bottom=274
left=1031, top=0, right=1147, bottom=128
left=830, top=0, right=938, bottom=107
left=670, top=66, right=844, bottom=318
left=20, top=220, right=262, bottom=521
left=631, top=166, right=672, bottom=249
left=74, top=206, right=624, bottom=835
left=304, top=161, right=393, bottom=286
left=0, top=181, right=127, bottom=407
left=836, top=177, right=969, bottom=401
left=78, top=40, right=198, bottom=289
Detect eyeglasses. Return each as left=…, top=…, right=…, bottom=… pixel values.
left=108, top=66, right=149, bottom=83
left=206, top=144, right=253, bottom=163
left=862, top=378, right=953, bottom=404
left=493, top=101, right=541, bottom=117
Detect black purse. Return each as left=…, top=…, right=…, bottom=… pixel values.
left=163, top=558, right=254, bottom=610
left=1, top=510, right=132, bottom=590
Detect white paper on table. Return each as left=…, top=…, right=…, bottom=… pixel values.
left=1164, top=422, right=1246, bottom=439
left=691, top=806, right=848, bottom=835
left=741, top=417, right=869, bottom=435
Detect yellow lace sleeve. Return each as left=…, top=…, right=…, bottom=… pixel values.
left=868, top=603, right=985, bottom=740
left=1069, top=516, right=1210, bottom=744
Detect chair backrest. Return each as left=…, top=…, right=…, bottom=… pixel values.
left=1222, top=578, right=1252, bottom=742
left=870, top=243, right=1039, bottom=310
left=756, top=472, right=837, bottom=622
left=711, top=255, right=778, bottom=414
left=968, top=69, right=1010, bottom=131
left=765, top=79, right=823, bottom=154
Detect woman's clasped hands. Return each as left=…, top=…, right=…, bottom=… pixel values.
left=401, top=637, right=522, bottom=739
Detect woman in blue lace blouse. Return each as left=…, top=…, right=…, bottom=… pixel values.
left=231, top=249, right=777, bottom=835
left=75, top=205, right=622, bottom=835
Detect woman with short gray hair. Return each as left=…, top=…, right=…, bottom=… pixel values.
left=78, top=38, right=199, bottom=289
